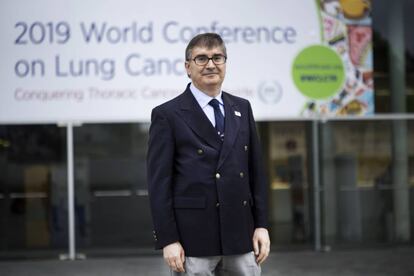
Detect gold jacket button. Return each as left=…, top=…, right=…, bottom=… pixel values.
left=197, top=149, right=203, bottom=155
left=240, top=172, right=244, bottom=178
left=215, top=173, right=221, bottom=179
left=243, top=200, right=247, bottom=206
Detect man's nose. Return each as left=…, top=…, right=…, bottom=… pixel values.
left=205, top=59, right=216, bottom=69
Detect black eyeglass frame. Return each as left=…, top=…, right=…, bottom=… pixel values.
left=189, top=54, right=227, bottom=66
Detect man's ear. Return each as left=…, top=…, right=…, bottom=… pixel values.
left=185, top=61, right=191, bottom=78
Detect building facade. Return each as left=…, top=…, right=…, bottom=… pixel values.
left=0, top=0, right=413, bottom=259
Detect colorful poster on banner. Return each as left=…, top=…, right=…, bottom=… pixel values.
left=0, top=0, right=374, bottom=123
left=296, top=0, right=373, bottom=116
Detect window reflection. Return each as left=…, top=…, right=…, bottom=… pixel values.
left=321, top=120, right=414, bottom=244
left=74, top=123, right=152, bottom=254
left=269, top=122, right=310, bottom=245
left=0, top=125, right=67, bottom=259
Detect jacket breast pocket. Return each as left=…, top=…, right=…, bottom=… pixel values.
left=173, top=196, right=206, bottom=209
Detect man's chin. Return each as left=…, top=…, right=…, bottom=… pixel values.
left=203, top=80, right=222, bottom=87
left=202, top=75, right=221, bottom=83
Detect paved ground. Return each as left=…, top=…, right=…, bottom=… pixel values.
left=1, top=247, right=414, bottom=276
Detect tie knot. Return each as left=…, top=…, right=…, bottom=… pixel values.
left=209, top=99, right=221, bottom=110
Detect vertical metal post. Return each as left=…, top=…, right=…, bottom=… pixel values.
left=312, top=120, right=322, bottom=251
left=389, top=0, right=410, bottom=242
left=67, top=123, right=76, bottom=260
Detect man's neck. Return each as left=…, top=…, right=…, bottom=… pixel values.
left=193, top=83, right=221, bottom=98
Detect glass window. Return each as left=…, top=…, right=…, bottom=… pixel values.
left=73, top=123, right=152, bottom=256
left=320, top=119, right=413, bottom=245
left=404, top=0, right=414, bottom=112
left=0, top=125, right=67, bottom=259
left=372, top=0, right=413, bottom=113
left=267, top=122, right=312, bottom=246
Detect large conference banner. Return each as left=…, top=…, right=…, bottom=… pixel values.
left=0, top=0, right=373, bottom=123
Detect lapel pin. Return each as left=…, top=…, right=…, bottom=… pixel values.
left=234, top=111, right=241, bottom=117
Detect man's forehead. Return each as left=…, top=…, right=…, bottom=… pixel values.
left=191, top=46, right=224, bottom=55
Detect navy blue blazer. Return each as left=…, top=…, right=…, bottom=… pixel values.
left=147, top=84, right=268, bottom=257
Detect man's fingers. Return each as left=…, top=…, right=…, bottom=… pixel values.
left=252, top=229, right=271, bottom=264
left=257, top=252, right=266, bottom=264
left=180, top=249, right=185, bottom=263
left=164, top=258, right=171, bottom=267
left=165, top=257, right=176, bottom=271
left=254, top=241, right=266, bottom=263
left=175, top=258, right=185, bottom=272
left=165, top=256, right=185, bottom=272
left=256, top=249, right=264, bottom=264
left=178, top=247, right=185, bottom=272
left=253, top=238, right=259, bottom=255
left=163, top=242, right=185, bottom=272
left=167, top=259, right=177, bottom=271
left=256, top=244, right=270, bottom=264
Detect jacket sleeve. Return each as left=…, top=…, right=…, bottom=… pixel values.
left=247, top=101, right=269, bottom=229
left=147, top=106, right=179, bottom=249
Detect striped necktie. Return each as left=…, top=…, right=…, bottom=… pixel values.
left=208, top=99, right=225, bottom=140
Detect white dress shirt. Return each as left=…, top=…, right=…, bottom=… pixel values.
left=189, top=83, right=225, bottom=128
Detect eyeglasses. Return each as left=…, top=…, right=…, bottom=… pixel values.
left=191, top=54, right=227, bottom=66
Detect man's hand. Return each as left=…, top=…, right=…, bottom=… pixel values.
left=253, top=228, right=270, bottom=265
left=163, top=242, right=185, bottom=272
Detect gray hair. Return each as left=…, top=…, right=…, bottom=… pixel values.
left=185, top=33, right=227, bottom=61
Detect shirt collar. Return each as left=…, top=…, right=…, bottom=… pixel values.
left=190, top=83, right=223, bottom=108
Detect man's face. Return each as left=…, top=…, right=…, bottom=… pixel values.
left=185, top=46, right=226, bottom=93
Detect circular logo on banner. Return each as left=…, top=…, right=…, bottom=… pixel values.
left=258, top=81, right=283, bottom=104
left=292, top=45, right=345, bottom=99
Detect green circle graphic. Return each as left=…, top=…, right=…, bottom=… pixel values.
left=292, top=45, right=345, bottom=99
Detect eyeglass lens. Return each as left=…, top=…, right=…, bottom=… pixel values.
left=194, top=55, right=226, bottom=65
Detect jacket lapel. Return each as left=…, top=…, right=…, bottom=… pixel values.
left=217, top=92, right=240, bottom=169
left=176, top=86, right=222, bottom=151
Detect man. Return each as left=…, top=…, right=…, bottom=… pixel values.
left=147, top=33, right=270, bottom=275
